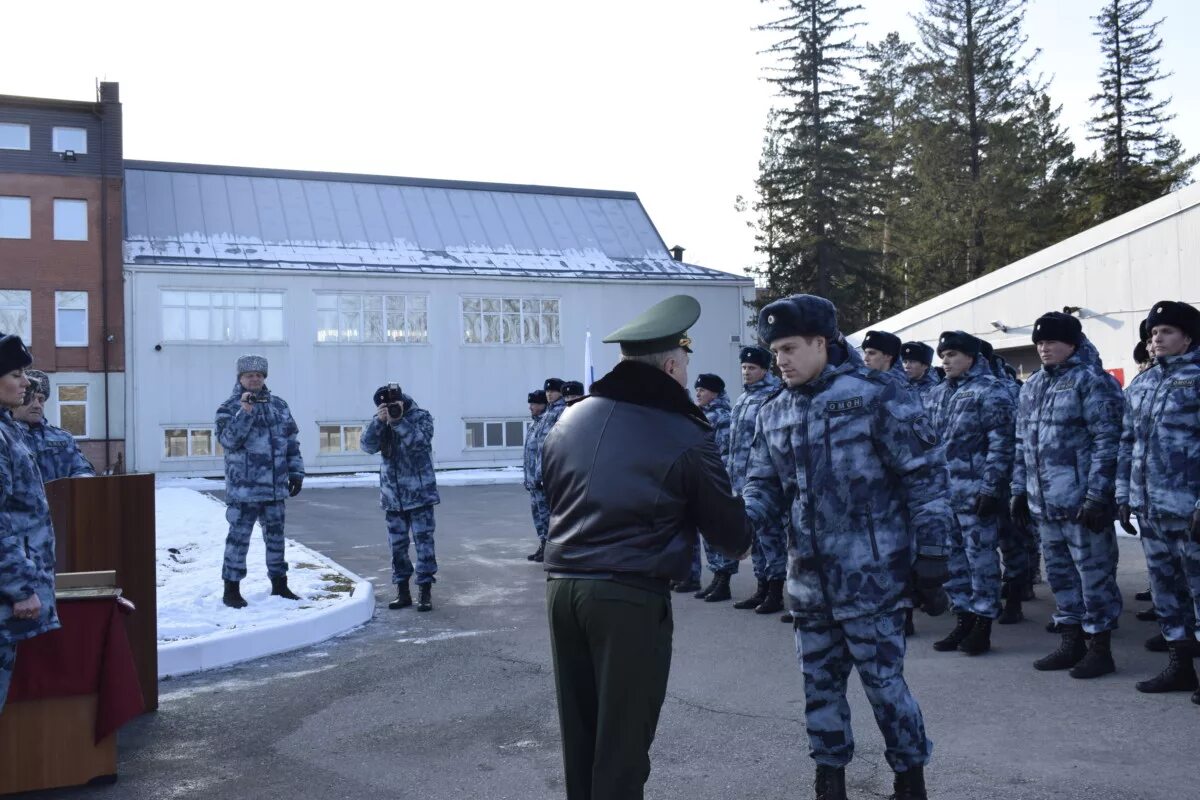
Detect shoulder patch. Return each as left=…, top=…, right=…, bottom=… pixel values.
left=826, top=397, right=863, bottom=414
left=1169, top=378, right=1197, bottom=389
left=912, top=415, right=939, bottom=447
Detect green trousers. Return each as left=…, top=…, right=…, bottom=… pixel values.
left=547, top=578, right=674, bottom=800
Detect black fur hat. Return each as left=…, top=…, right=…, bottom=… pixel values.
left=694, top=373, right=725, bottom=394
left=1031, top=312, right=1082, bottom=346
left=862, top=330, right=901, bottom=360
left=0, top=333, right=33, bottom=377
left=757, top=295, right=838, bottom=345
left=936, top=331, right=981, bottom=357
left=544, top=378, right=565, bottom=393
left=527, top=389, right=547, bottom=404
left=1145, top=300, right=1200, bottom=341
left=900, top=341, right=934, bottom=366
left=739, top=345, right=772, bottom=369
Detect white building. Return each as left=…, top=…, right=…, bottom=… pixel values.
left=853, top=182, right=1200, bottom=385
left=122, top=161, right=755, bottom=475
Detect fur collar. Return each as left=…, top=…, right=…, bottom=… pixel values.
left=589, top=361, right=709, bottom=428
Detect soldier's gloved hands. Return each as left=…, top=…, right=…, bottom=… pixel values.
left=1076, top=498, right=1110, bottom=533
left=1010, top=493, right=1032, bottom=528
left=1190, top=509, right=1200, bottom=543
left=288, top=476, right=303, bottom=497
left=1118, top=504, right=1138, bottom=536
left=913, top=555, right=949, bottom=593
left=973, top=493, right=1002, bottom=519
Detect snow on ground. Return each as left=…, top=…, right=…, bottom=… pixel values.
left=156, top=487, right=361, bottom=643
left=156, top=466, right=523, bottom=492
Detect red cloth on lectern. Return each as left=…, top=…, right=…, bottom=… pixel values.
left=8, top=597, right=145, bottom=742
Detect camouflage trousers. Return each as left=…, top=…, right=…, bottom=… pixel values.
left=386, top=506, right=437, bottom=585
left=1038, top=518, right=1122, bottom=634
left=946, top=512, right=1002, bottom=619
left=795, top=609, right=932, bottom=772
left=223, top=500, right=288, bottom=582
left=0, top=642, right=15, bottom=716
left=695, top=537, right=739, bottom=578
left=1138, top=517, right=1200, bottom=643
left=528, top=488, right=550, bottom=543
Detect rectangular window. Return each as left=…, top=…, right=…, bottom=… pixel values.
left=51, top=126, right=87, bottom=154
left=0, top=196, right=31, bottom=239
left=0, top=123, right=30, bottom=150
left=163, top=427, right=225, bottom=458
left=57, top=384, right=88, bottom=437
left=53, top=199, right=88, bottom=241
left=461, top=296, right=559, bottom=345
left=55, top=291, right=88, bottom=346
left=317, top=424, right=364, bottom=454
left=161, top=290, right=285, bottom=343
left=315, top=292, right=428, bottom=344
left=0, top=290, right=31, bottom=343
left=463, top=418, right=527, bottom=449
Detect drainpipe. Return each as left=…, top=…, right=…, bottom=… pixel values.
left=93, top=91, right=112, bottom=472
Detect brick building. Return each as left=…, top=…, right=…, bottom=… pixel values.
left=0, top=82, right=125, bottom=471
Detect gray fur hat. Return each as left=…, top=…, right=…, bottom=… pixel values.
left=23, top=368, right=50, bottom=401
left=236, top=354, right=268, bottom=377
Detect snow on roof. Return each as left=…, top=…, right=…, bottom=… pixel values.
left=123, top=161, right=746, bottom=283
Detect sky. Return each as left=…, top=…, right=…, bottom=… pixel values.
left=4, top=0, right=1198, bottom=276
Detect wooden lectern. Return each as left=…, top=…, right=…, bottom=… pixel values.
left=46, top=473, right=158, bottom=710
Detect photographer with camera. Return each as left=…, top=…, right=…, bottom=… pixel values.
left=214, top=355, right=305, bottom=609
left=361, top=383, right=440, bottom=612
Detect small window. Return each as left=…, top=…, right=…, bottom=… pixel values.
left=163, top=426, right=225, bottom=458
left=53, top=199, right=88, bottom=241
left=52, top=127, right=87, bottom=154
left=463, top=418, right=527, bottom=449
left=57, top=384, right=88, bottom=437
left=161, top=289, right=285, bottom=343
left=55, top=291, right=88, bottom=347
left=0, top=123, right=30, bottom=151
left=318, top=424, right=364, bottom=454
left=461, top=295, right=559, bottom=346
left=0, top=196, right=31, bottom=239
left=0, top=290, right=32, bottom=343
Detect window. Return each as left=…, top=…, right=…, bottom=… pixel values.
left=161, top=290, right=284, bottom=342
left=0, top=290, right=31, bottom=342
left=53, top=199, right=87, bottom=241
left=0, top=196, right=31, bottom=239
left=57, top=384, right=88, bottom=437
left=461, top=296, right=559, bottom=345
left=315, top=292, right=428, bottom=344
left=0, top=123, right=29, bottom=150
left=51, top=127, right=87, bottom=154
left=463, top=418, right=527, bottom=449
left=163, top=427, right=225, bottom=458
left=55, top=291, right=88, bottom=346
left=318, top=424, right=364, bottom=454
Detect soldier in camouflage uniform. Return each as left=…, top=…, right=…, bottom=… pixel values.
left=12, top=370, right=95, bottom=482
left=215, top=355, right=305, bottom=609
left=524, top=389, right=550, bottom=563
left=862, top=330, right=910, bottom=389
left=0, top=335, right=60, bottom=715
left=901, top=342, right=940, bottom=407
left=361, top=385, right=441, bottom=612
left=1010, top=312, right=1125, bottom=679
left=1116, top=301, right=1200, bottom=701
left=686, top=373, right=735, bottom=598
left=742, top=296, right=951, bottom=800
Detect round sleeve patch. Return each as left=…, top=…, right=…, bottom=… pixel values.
left=912, top=415, right=939, bottom=447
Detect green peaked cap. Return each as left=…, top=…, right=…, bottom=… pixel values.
left=603, top=295, right=700, bottom=356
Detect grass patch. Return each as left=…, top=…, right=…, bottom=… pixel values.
left=321, top=572, right=357, bottom=595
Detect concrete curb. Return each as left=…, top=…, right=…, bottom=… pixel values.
left=157, top=571, right=376, bottom=679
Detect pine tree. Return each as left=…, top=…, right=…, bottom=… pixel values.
left=1084, top=0, right=1196, bottom=222
left=1013, top=91, right=1085, bottom=254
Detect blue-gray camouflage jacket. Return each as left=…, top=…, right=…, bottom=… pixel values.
left=523, top=410, right=546, bottom=491
left=0, top=409, right=60, bottom=645
left=726, top=373, right=782, bottom=492
left=360, top=394, right=440, bottom=512
left=215, top=384, right=304, bottom=504
left=1116, top=348, right=1200, bottom=521
left=742, top=345, right=952, bottom=621
left=1012, top=338, right=1124, bottom=519
left=702, top=392, right=732, bottom=458
left=928, top=355, right=1016, bottom=512
left=20, top=421, right=95, bottom=482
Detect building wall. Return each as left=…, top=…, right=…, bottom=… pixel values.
left=124, top=266, right=755, bottom=476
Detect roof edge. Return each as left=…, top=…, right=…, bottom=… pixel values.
left=0, top=93, right=100, bottom=112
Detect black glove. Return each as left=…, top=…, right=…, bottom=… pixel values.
left=912, top=556, right=950, bottom=617
left=1010, top=493, right=1032, bottom=528
left=973, top=493, right=1002, bottom=518
left=1191, top=509, right=1200, bottom=544
left=288, top=476, right=303, bottom=497
left=1076, top=498, right=1110, bottom=533
left=1118, top=504, right=1138, bottom=536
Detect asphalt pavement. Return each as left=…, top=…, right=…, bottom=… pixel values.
left=34, top=484, right=1199, bottom=800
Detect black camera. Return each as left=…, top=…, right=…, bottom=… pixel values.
left=373, top=383, right=404, bottom=418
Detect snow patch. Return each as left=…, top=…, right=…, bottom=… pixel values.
left=156, top=466, right=524, bottom=492
left=394, top=629, right=497, bottom=645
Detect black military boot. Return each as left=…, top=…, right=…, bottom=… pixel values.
left=1135, top=588, right=1152, bottom=602
left=417, top=583, right=433, bottom=612
left=932, top=613, right=975, bottom=652
left=1135, top=644, right=1199, bottom=693
left=388, top=579, right=412, bottom=610
left=958, top=616, right=993, bottom=655
left=526, top=542, right=545, bottom=562
left=892, top=765, right=929, bottom=800
left=813, top=764, right=847, bottom=800
left=1034, top=624, right=1086, bottom=670
left=704, top=572, right=733, bottom=602
left=270, top=575, right=300, bottom=600
left=1145, top=632, right=1169, bottom=653
left=755, top=579, right=785, bottom=615
left=694, top=574, right=721, bottom=600
left=1069, top=630, right=1115, bottom=679
left=222, top=580, right=248, bottom=609
left=672, top=578, right=701, bottom=593
left=1135, top=606, right=1158, bottom=622
left=997, top=581, right=1024, bottom=625
left=1192, top=688, right=1200, bottom=705
left=904, top=607, right=916, bottom=636
left=734, top=579, right=768, bottom=610
left=781, top=611, right=794, bottom=623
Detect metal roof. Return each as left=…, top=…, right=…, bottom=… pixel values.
left=123, top=161, right=745, bottom=282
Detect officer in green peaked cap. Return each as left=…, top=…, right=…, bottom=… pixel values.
left=603, top=294, right=700, bottom=356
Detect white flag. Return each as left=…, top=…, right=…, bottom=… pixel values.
left=584, top=330, right=595, bottom=390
